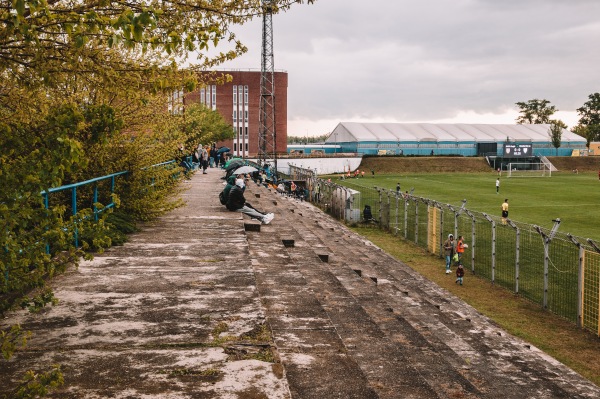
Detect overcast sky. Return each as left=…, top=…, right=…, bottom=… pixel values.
left=212, top=0, right=600, bottom=136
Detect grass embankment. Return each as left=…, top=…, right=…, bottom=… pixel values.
left=351, top=226, right=600, bottom=386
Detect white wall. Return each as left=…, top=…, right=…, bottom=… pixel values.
left=278, top=157, right=363, bottom=175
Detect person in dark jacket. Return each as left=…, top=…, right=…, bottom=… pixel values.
left=226, top=178, right=274, bottom=224
left=219, top=175, right=237, bottom=205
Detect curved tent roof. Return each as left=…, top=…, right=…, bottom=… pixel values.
left=326, top=122, right=585, bottom=144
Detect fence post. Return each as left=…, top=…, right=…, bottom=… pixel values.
left=464, top=209, right=476, bottom=274
left=343, top=187, right=349, bottom=222
left=382, top=190, right=391, bottom=230
left=394, top=191, right=399, bottom=236
left=404, top=196, right=408, bottom=239
left=439, top=206, right=445, bottom=258
left=568, top=234, right=583, bottom=328
left=483, top=213, right=496, bottom=283
left=377, top=187, right=383, bottom=226
left=507, top=219, right=520, bottom=293
left=413, top=196, right=419, bottom=244
left=534, top=218, right=561, bottom=309
left=585, top=238, right=600, bottom=334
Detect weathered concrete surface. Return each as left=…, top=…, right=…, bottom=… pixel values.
left=1, top=168, right=600, bottom=398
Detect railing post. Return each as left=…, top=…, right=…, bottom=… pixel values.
left=72, top=187, right=78, bottom=248
left=507, top=219, right=520, bottom=293
left=483, top=213, right=496, bottom=284
left=43, top=192, right=50, bottom=254
left=93, top=185, right=99, bottom=222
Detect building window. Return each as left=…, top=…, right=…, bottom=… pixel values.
left=245, top=143, right=248, bottom=152
left=244, top=110, right=248, bottom=122
left=239, top=126, right=243, bottom=136
left=200, top=88, right=205, bottom=105
left=244, top=86, right=248, bottom=103
left=212, top=85, right=216, bottom=107
left=168, top=89, right=184, bottom=115
left=233, top=110, right=237, bottom=121
left=245, top=126, right=248, bottom=137
left=234, top=142, right=237, bottom=152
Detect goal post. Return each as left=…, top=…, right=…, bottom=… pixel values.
left=507, top=162, right=551, bottom=177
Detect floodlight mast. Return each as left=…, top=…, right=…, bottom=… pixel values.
left=258, top=0, right=277, bottom=173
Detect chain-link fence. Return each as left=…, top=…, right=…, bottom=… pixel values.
left=291, top=167, right=600, bottom=337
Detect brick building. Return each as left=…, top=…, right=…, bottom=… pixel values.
left=184, top=70, right=288, bottom=157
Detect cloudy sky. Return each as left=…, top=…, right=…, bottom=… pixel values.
left=213, top=0, right=600, bottom=136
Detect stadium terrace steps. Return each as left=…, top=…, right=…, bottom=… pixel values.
left=1, top=170, right=599, bottom=398
left=245, top=180, right=600, bottom=399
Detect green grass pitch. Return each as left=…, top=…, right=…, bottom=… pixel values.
left=333, top=172, right=600, bottom=241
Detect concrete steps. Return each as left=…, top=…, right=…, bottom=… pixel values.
left=245, top=181, right=600, bottom=399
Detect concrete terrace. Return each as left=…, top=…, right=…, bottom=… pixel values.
left=1, top=167, right=599, bottom=398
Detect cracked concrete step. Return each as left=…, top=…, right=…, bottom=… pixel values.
left=246, top=227, right=380, bottom=398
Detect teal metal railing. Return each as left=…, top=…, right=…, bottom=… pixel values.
left=41, top=171, right=128, bottom=248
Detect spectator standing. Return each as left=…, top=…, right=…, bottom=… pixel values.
left=396, top=182, right=401, bottom=196
left=443, top=234, right=455, bottom=274
left=209, top=144, right=216, bottom=168
left=456, top=235, right=466, bottom=263
left=496, top=178, right=500, bottom=194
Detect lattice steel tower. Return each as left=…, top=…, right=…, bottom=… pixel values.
left=258, top=0, right=277, bottom=172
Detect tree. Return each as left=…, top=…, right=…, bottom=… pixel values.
left=548, top=120, right=567, bottom=155
left=571, top=125, right=593, bottom=149
left=183, top=104, right=235, bottom=148
left=0, top=0, right=314, bottom=92
left=515, top=99, right=557, bottom=124
left=576, top=93, right=600, bottom=143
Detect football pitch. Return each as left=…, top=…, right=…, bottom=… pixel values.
left=335, top=171, right=600, bottom=240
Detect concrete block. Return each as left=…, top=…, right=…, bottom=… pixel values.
left=244, top=221, right=261, bottom=232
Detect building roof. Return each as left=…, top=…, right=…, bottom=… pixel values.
left=325, top=122, right=586, bottom=144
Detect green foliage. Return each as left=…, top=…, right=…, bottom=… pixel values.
left=548, top=120, right=566, bottom=155
left=183, top=103, right=236, bottom=147
left=515, top=99, right=557, bottom=124
left=1, top=325, right=31, bottom=361
left=6, top=365, right=64, bottom=399
left=0, top=105, right=87, bottom=299
left=103, top=211, right=139, bottom=246
left=0, top=1, right=316, bottom=396
left=576, top=93, right=600, bottom=142
left=0, top=0, right=316, bottom=91
left=288, top=133, right=330, bottom=144
left=19, top=288, right=58, bottom=313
